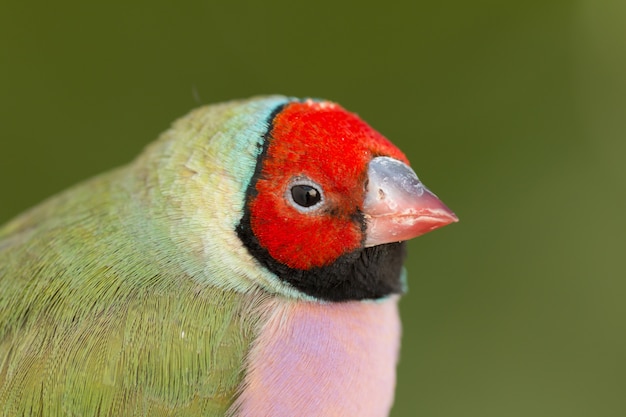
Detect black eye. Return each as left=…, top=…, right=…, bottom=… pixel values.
left=291, top=185, right=322, bottom=208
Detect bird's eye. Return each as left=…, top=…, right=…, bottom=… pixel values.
left=291, top=185, right=322, bottom=208
left=285, top=177, right=325, bottom=213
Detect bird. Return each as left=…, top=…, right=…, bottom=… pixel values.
left=0, top=96, right=457, bottom=416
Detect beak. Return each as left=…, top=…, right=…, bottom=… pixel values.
left=363, top=156, right=458, bottom=247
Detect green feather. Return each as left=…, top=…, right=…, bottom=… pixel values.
left=0, top=96, right=294, bottom=415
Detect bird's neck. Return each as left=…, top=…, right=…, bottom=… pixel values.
left=229, top=296, right=401, bottom=417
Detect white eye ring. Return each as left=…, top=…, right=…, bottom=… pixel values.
left=285, top=177, right=325, bottom=213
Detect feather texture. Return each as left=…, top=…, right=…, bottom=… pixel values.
left=0, top=97, right=290, bottom=415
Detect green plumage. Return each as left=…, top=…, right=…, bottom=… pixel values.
left=0, top=97, right=290, bottom=415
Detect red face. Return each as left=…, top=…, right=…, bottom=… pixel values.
left=248, top=100, right=409, bottom=271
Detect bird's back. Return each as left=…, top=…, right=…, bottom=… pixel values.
left=0, top=169, right=261, bottom=416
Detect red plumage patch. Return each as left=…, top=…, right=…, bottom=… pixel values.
left=249, top=100, right=408, bottom=270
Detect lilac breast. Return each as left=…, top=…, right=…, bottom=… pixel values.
left=228, top=296, right=401, bottom=417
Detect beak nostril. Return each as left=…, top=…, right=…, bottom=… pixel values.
left=378, top=188, right=386, bottom=200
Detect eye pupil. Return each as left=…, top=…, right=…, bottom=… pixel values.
left=291, top=185, right=321, bottom=208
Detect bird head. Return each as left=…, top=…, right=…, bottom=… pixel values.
left=137, top=96, right=457, bottom=301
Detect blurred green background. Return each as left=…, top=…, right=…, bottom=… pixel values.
left=2, top=1, right=625, bottom=416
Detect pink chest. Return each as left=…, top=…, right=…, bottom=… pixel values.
left=229, top=297, right=401, bottom=417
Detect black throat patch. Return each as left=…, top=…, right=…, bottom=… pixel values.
left=237, top=216, right=407, bottom=301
